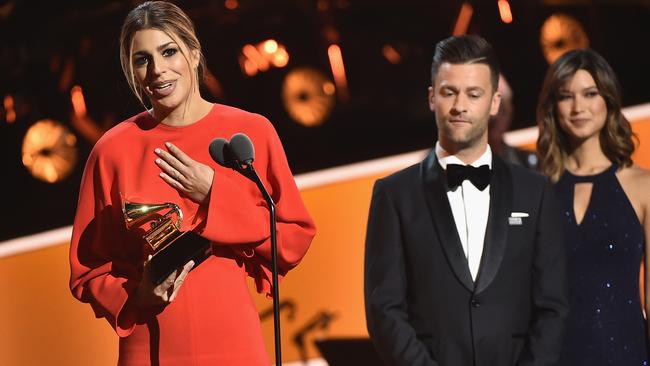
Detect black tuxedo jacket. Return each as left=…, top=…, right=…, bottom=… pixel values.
left=364, top=151, right=568, bottom=366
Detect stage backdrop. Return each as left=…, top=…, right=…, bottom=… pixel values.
left=2, top=106, right=650, bottom=365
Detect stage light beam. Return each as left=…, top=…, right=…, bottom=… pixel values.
left=58, top=58, right=75, bottom=92
left=452, top=2, right=473, bottom=36
left=498, top=0, right=513, bottom=24
left=242, top=44, right=270, bottom=71
left=4, top=94, right=15, bottom=124
left=382, top=44, right=401, bottom=64
left=327, top=44, right=349, bottom=102
left=70, top=85, right=87, bottom=118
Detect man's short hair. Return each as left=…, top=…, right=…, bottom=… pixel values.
left=431, top=35, right=500, bottom=91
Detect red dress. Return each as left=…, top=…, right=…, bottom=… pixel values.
left=69, top=104, right=316, bottom=365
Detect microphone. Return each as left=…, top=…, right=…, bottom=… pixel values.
left=208, top=137, right=234, bottom=168
left=229, top=133, right=255, bottom=165
left=208, top=134, right=255, bottom=172
left=207, top=132, right=283, bottom=365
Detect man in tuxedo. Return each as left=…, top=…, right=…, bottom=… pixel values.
left=364, top=35, right=568, bottom=366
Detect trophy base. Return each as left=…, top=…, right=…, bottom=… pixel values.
left=149, top=231, right=212, bottom=285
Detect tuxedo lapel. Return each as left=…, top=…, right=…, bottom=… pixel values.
left=474, top=156, right=512, bottom=294
left=420, top=151, right=474, bottom=292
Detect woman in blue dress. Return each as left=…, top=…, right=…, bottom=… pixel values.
left=536, top=48, right=650, bottom=365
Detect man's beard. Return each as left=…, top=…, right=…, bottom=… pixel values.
left=441, top=119, right=487, bottom=149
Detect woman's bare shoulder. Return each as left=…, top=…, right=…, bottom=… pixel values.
left=619, top=164, right=650, bottom=181
left=618, top=165, right=650, bottom=200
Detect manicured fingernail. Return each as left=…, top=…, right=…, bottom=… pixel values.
left=155, top=148, right=161, bottom=154
left=155, top=158, right=161, bottom=164
left=165, top=142, right=171, bottom=148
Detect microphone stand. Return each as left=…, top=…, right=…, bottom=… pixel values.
left=235, top=161, right=282, bottom=366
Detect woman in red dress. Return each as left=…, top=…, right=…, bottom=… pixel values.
left=69, top=2, right=316, bottom=364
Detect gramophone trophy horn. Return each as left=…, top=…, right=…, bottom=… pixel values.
left=122, top=199, right=212, bottom=285
left=123, top=200, right=184, bottom=253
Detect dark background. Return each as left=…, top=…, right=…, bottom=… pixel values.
left=2, top=0, right=650, bottom=241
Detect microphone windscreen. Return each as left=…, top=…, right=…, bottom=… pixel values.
left=208, top=138, right=231, bottom=167
left=229, top=133, right=255, bottom=163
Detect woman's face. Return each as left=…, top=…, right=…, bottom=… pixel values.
left=130, top=28, right=197, bottom=113
left=555, top=69, right=608, bottom=144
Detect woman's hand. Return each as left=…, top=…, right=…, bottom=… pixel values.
left=130, top=256, right=195, bottom=307
left=155, top=142, right=214, bottom=203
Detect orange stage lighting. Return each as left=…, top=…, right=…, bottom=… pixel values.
left=261, top=40, right=289, bottom=68
left=242, top=44, right=270, bottom=72
left=323, top=25, right=340, bottom=43
left=317, top=0, right=329, bottom=12
left=58, top=58, right=75, bottom=92
left=323, top=82, right=335, bottom=96
left=22, top=119, right=78, bottom=183
left=498, top=0, right=513, bottom=24
left=70, top=85, right=87, bottom=118
left=49, top=54, right=61, bottom=73
left=204, top=69, right=225, bottom=99
left=540, top=13, right=589, bottom=65
left=327, top=44, right=349, bottom=102
left=240, top=40, right=290, bottom=76
left=382, top=44, right=401, bottom=64
left=4, top=94, right=16, bottom=124
left=224, top=0, right=238, bottom=10
left=452, top=2, right=473, bottom=36
left=270, top=45, right=289, bottom=67
left=282, top=67, right=335, bottom=127
left=238, top=54, right=259, bottom=77
left=263, top=39, right=279, bottom=54
left=69, top=85, right=105, bottom=143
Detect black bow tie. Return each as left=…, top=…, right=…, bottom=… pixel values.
left=446, top=164, right=491, bottom=191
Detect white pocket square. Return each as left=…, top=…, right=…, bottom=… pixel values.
left=508, top=212, right=528, bottom=225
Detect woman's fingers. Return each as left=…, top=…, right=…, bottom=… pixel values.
left=154, top=143, right=214, bottom=203
left=156, top=268, right=179, bottom=300
left=155, top=154, right=187, bottom=183
left=155, top=260, right=195, bottom=302
left=155, top=147, right=190, bottom=178
left=164, top=142, right=193, bottom=166
left=158, top=171, right=190, bottom=193
left=169, top=260, right=195, bottom=302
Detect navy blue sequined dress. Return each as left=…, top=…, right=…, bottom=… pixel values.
left=556, top=164, right=648, bottom=365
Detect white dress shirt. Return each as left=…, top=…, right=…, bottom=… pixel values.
left=435, top=142, right=492, bottom=281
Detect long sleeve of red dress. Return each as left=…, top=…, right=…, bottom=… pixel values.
left=197, top=114, right=315, bottom=295
left=69, top=104, right=315, bottom=365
